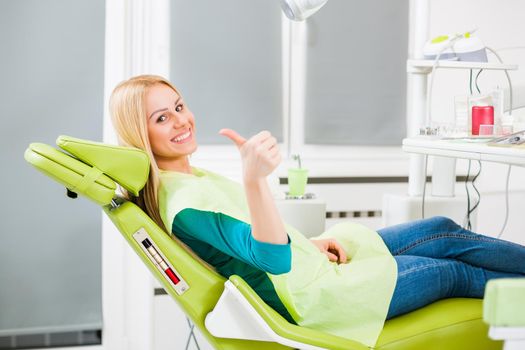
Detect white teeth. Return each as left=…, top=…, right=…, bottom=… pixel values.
left=172, top=131, right=191, bottom=143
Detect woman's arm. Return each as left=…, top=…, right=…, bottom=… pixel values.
left=220, top=129, right=288, bottom=245
left=172, top=208, right=291, bottom=274
left=244, top=177, right=288, bottom=244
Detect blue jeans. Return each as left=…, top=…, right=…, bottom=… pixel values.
left=377, top=216, right=525, bottom=319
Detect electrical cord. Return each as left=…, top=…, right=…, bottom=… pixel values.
left=421, top=155, right=429, bottom=219
left=463, top=160, right=471, bottom=229
left=469, top=69, right=483, bottom=95
left=467, top=161, right=482, bottom=230
left=463, top=72, right=475, bottom=230
left=498, top=165, right=512, bottom=238
left=475, top=69, right=483, bottom=94
left=463, top=160, right=482, bottom=231
left=468, top=160, right=482, bottom=215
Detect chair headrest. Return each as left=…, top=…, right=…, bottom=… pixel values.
left=56, top=135, right=150, bottom=197
left=25, top=142, right=117, bottom=206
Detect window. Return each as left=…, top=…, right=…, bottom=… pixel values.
left=168, top=0, right=409, bottom=174
left=302, top=0, right=408, bottom=146
left=170, top=0, right=283, bottom=144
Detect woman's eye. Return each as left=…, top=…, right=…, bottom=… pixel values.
left=157, top=115, right=167, bottom=123
left=175, top=104, right=183, bottom=112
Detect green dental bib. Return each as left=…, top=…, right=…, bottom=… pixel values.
left=158, top=167, right=397, bottom=347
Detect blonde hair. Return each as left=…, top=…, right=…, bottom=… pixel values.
left=109, top=75, right=217, bottom=272
left=109, top=75, right=177, bottom=230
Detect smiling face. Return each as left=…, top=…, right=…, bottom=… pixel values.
left=145, top=83, right=197, bottom=171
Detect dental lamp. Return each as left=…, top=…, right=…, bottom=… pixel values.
left=280, top=0, right=328, bottom=21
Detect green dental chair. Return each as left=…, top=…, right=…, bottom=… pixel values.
left=24, top=135, right=503, bottom=350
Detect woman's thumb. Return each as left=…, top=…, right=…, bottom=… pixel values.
left=325, top=252, right=339, bottom=262
left=219, top=128, right=247, bottom=148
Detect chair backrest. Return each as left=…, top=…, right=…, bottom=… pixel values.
left=24, top=136, right=290, bottom=350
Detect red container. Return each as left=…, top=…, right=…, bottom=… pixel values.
left=471, top=106, right=494, bottom=135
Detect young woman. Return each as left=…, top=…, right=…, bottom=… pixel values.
left=110, top=75, right=525, bottom=347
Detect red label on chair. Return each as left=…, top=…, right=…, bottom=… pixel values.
left=133, top=228, right=189, bottom=295
left=165, top=268, right=180, bottom=284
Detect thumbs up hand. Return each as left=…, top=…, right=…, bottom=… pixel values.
left=219, top=129, right=282, bottom=182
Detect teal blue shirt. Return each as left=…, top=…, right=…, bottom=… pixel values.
left=172, top=208, right=295, bottom=323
